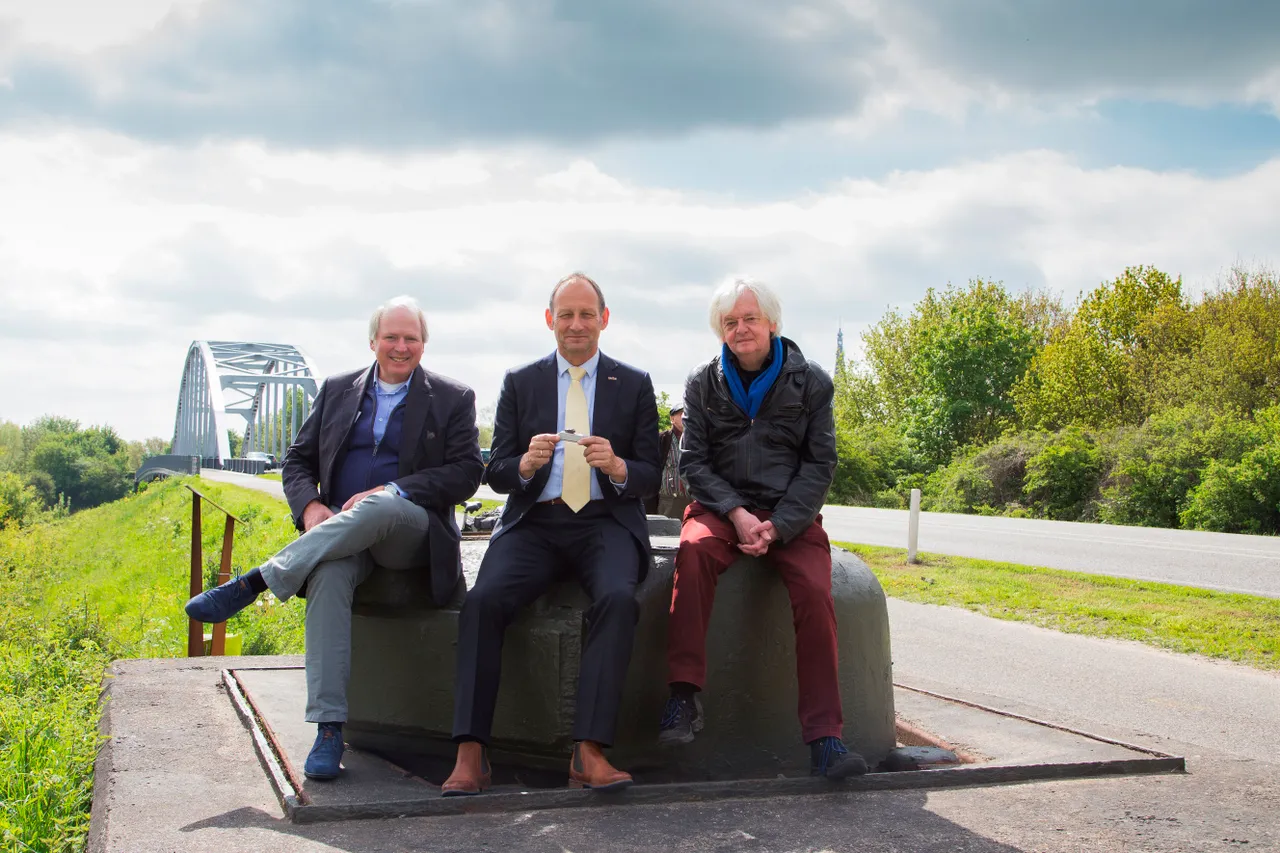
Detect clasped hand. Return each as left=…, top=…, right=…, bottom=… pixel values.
left=728, top=507, right=778, bottom=556
left=519, top=433, right=627, bottom=482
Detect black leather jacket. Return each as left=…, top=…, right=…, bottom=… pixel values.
left=679, top=336, right=837, bottom=543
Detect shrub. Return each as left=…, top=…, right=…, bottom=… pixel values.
left=828, top=424, right=913, bottom=507
left=1180, top=407, right=1280, bottom=534
left=1097, top=406, right=1260, bottom=528
left=924, top=432, right=1048, bottom=515
left=1022, top=427, right=1105, bottom=520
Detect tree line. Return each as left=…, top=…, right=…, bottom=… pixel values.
left=0, top=417, right=168, bottom=528
left=831, top=265, right=1280, bottom=535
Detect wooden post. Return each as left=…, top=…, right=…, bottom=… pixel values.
left=185, top=486, right=242, bottom=657
left=188, top=495, right=204, bottom=657
left=210, top=515, right=236, bottom=656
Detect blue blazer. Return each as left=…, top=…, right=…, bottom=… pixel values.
left=282, top=364, right=484, bottom=606
left=482, top=351, right=661, bottom=574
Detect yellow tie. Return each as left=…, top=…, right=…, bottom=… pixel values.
left=562, top=365, right=591, bottom=512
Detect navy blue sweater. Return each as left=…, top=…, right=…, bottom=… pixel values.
left=330, top=382, right=406, bottom=507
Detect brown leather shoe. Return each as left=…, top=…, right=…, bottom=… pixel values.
left=441, top=741, right=491, bottom=797
left=568, top=741, right=633, bottom=792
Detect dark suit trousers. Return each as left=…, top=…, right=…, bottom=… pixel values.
left=452, top=501, right=642, bottom=746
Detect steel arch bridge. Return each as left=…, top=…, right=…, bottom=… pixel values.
left=171, top=341, right=322, bottom=467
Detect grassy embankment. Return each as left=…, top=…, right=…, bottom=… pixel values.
left=0, top=477, right=299, bottom=853
left=837, top=542, right=1280, bottom=671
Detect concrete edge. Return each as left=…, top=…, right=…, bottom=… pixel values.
left=222, top=670, right=306, bottom=815
left=893, top=682, right=1183, bottom=760
left=286, top=756, right=1187, bottom=824
left=220, top=664, right=1187, bottom=825
left=86, top=665, right=119, bottom=853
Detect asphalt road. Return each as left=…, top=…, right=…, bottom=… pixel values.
left=198, top=470, right=1280, bottom=598
left=819, top=506, right=1280, bottom=599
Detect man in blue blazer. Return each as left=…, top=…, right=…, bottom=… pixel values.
left=185, top=296, right=484, bottom=781
left=443, top=273, right=661, bottom=795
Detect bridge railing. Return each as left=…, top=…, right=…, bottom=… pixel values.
left=136, top=455, right=201, bottom=483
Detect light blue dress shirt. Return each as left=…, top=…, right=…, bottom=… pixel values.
left=373, top=365, right=411, bottom=497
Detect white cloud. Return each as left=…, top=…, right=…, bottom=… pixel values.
left=2, top=130, right=1279, bottom=440
left=0, top=0, right=205, bottom=52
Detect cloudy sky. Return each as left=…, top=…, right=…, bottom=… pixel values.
left=2, top=0, right=1279, bottom=441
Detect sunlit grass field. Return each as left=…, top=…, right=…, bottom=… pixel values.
left=838, top=542, right=1280, bottom=670
left=0, top=477, right=299, bottom=852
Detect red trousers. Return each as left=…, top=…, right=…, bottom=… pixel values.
left=666, top=501, right=843, bottom=742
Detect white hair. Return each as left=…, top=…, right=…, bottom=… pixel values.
left=368, top=295, right=429, bottom=344
left=708, top=278, right=782, bottom=338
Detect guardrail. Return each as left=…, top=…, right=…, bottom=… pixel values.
left=135, top=455, right=201, bottom=483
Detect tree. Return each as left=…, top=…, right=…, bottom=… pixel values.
left=654, top=391, right=674, bottom=432
left=26, top=422, right=132, bottom=511
left=1015, top=265, right=1186, bottom=429
left=0, top=471, right=45, bottom=528
left=902, top=280, right=1040, bottom=465
left=1157, top=265, right=1280, bottom=416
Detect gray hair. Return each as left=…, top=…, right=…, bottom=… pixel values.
left=549, top=272, right=607, bottom=313
left=368, top=295, right=429, bottom=344
left=708, top=278, right=782, bottom=338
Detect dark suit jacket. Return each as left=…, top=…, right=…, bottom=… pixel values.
left=482, top=351, right=661, bottom=574
left=282, top=364, right=484, bottom=606
left=644, top=428, right=679, bottom=515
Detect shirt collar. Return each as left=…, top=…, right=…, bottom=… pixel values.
left=372, top=362, right=413, bottom=394
left=556, top=350, right=600, bottom=379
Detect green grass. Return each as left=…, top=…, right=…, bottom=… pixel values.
left=0, top=477, right=300, bottom=852
left=257, top=471, right=282, bottom=481
left=836, top=541, right=1280, bottom=670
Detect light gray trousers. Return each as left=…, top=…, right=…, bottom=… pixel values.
left=260, top=491, right=431, bottom=723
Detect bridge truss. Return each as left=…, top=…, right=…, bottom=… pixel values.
left=171, top=341, right=322, bottom=466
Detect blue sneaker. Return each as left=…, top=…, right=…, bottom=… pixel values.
left=809, top=736, right=868, bottom=779
left=184, top=573, right=260, bottom=623
left=657, top=693, right=704, bottom=746
left=304, top=723, right=344, bottom=780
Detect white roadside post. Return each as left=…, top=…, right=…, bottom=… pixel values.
left=907, top=488, right=921, bottom=564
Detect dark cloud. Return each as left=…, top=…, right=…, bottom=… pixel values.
left=0, top=0, right=877, bottom=146
left=895, top=1, right=1280, bottom=97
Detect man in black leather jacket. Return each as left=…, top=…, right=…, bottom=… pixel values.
left=657, top=278, right=867, bottom=779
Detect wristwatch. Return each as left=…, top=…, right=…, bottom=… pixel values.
left=384, top=483, right=404, bottom=498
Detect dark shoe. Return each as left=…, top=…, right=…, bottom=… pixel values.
left=441, top=742, right=491, bottom=797
left=568, top=741, right=633, bottom=791
left=657, top=693, right=704, bottom=746
left=809, top=736, right=868, bottom=779
left=304, top=723, right=344, bottom=780
left=184, top=574, right=260, bottom=623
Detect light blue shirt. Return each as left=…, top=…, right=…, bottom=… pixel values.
left=372, top=367, right=410, bottom=444
left=526, top=351, right=627, bottom=502
left=373, top=364, right=411, bottom=497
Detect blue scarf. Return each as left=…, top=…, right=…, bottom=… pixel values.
left=721, top=336, right=784, bottom=418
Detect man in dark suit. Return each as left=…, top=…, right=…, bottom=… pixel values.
left=184, top=296, right=483, bottom=780
left=442, top=273, right=660, bottom=795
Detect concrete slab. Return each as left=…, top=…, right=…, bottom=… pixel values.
left=93, top=653, right=1280, bottom=853
left=225, top=664, right=1180, bottom=825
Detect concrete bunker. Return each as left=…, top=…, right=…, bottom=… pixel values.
left=341, top=518, right=897, bottom=785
